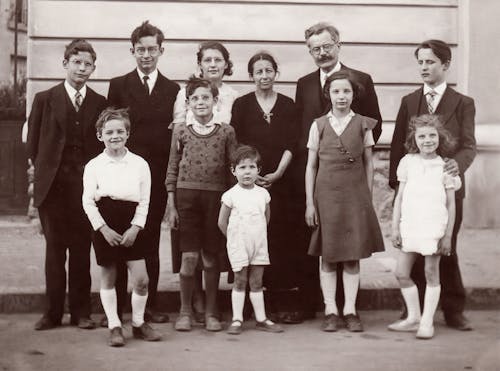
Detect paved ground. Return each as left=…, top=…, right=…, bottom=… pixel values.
left=0, top=311, right=498, bottom=371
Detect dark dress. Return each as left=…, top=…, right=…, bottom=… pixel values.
left=231, top=92, right=299, bottom=289
left=308, top=114, right=385, bottom=262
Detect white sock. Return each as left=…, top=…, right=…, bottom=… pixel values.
left=231, top=289, right=245, bottom=323
left=131, top=291, right=148, bottom=328
left=343, top=271, right=360, bottom=315
left=421, top=285, right=441, bottom=327
left=401, top=285, right=422, bottom=322
left=320, top=268, right=338, bottom=315
left=249, top=291, right=267, bottom=322
left=100, top=288, right=121, bottom=329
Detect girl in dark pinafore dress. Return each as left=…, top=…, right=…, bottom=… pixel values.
left=305, top=71, right=384, bottom=332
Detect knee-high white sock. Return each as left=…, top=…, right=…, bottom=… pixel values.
left=231, top=289, right=245, bottom=322
left=343, top=271, right=360, bottom=315
left=320, top=268, right=338, bottom=315
left=131, top=290, right=148, bottom=328
left=100, top=288, right=121, bottom=329
left=401, top=285, right=422, bottom=322
left=249, top=291, right=267, bottom=322
left=421, top=285, right=441, bottom=327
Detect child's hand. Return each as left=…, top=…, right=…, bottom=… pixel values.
left=99, top=225, right=122, bottom=247
left=443, top=158, right=459, bottom=177
left=166, top=205, right=179, bottom=230
left=305, top=205, right=318, bottom=227
left=121, top=225, right=140, bottom=247
left=437, top=235, right=452, bottom=256
left=391, top=230, right=402, bottom=249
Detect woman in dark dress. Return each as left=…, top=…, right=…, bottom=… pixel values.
left=231, top=52, right=299, bottom=319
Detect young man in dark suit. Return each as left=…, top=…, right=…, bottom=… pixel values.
left=389, top=39, right=475, bottom=331
left=285, top=22, right=383, bottom=324
left=27, top=39, right=107, bottom=330
left=106, top=21, right=180, bottom=324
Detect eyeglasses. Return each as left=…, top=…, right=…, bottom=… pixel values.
left=135, top=46, right=160, bottom=56
left=68, top=59, right=94, bottom=69
left=310, top=43, right=338, bottom=56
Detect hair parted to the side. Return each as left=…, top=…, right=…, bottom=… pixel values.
left=185, top=76, right=219, bottom=99
left=323, top=70, right=364, bottom=102
left=64, top=39, right=97, bottom=62
left=95, top=107, right=131, bottom=134
left=196, top=41, right=233, bottom=77
left=414, top=39, right=452, bottom=64
left=304, top=22, right=340, bottom=43
left=405, top=114, right=456, bottom=157
left=230, top=145, right=262, bottom=169
left=130, top=20, right=165, bottom=47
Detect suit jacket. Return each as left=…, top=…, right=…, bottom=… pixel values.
left=107, top=70, right=180, bottom=174
left=295, top=64, right=382, bottom=154
left=27, top=83, right=107, bottom=207
left=389, top=86, right=476, bottom=199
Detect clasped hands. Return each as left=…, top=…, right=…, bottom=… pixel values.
left=99, top=224, right=140, bottom=247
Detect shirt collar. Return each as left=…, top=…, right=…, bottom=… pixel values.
left=102, top=148, right=130, bottom=163
left=423, top=81, right=447, bottom=96
left=327, top=109, right=355, bottom=120
left=320, top=61, right=342, bottom=85
left=186, top=115, right=220, bottom=128
left=136, top=68, right=158, bottom=88
left=64, top=80, right=87, bottom=100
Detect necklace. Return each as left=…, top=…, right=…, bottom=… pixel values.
left=255, top=91, right=277, bottom=124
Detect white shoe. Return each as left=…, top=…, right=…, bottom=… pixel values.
left=388, top=319, right=420, bottom=332
left=416, top=324, right=434, bottom=339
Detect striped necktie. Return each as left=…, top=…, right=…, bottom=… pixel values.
left=143, top=75, right=150, bottom=95
left=74, top=91, right=82, bottom=112
left=426, top=90, right=437, bottom=114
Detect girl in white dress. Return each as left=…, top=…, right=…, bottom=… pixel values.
left=218, top=145, right=283, bottom=335
left=389, top=114, right=460, bottom=339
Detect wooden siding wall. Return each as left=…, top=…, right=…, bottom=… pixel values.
left=28, top=0, right=459, bottom=145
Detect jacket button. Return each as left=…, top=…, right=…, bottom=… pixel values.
left=348, top=158, right=355, bottom=163
left=75, top=121, right=80, bottom=125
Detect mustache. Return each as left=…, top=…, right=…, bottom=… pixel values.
left=317, top=55, right=333, bottom=62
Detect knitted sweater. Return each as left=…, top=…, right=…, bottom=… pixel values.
left=166, top=123, right=237, bottom=192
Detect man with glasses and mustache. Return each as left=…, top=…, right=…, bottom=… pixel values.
left=105, top=21, right=180, bottom=327
left=284, top=22, right=382, bottom=324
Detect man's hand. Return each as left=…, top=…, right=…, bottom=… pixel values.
left=443, top=158, right=459, bottom=177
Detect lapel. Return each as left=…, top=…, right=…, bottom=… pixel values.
left=149, top=71, right=167, bottom=105
left=406, top=87, right=424, bottom=118
left=81, top=87, right=99, bottom=138
left=49, top=82, right=69, bottom=133
left=306, top=69, right=325, bottom=114
left=435, top=86, right=460, bottom=125
left=127, top=70, right=149, bottom=105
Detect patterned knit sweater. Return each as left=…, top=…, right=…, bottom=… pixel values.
left=166, top=123, right=237, bottom=192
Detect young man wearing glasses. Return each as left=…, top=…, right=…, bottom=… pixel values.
left=106, top=21, right=180, bottom=326
left=284, top=22, right=382, bottom=324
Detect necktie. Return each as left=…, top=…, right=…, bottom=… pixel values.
left=143, top=75, right=150, bottom=95
left=426, top=90, right=437, bottom=114
left=75, top=91, right=82, bottom=112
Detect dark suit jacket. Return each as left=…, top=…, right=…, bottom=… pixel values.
left=295, top=64, right=382, bottom=153
left=27, top=83, right=107, bottom=207
left=107, top=70, right=180, bottom=171
left=389, top=86, right=476, bottom=199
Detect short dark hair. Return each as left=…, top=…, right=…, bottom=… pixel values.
left=185, top=76, right=219, bottom=99
left=405, top=114, right=456, bottom=157
left=323, top=70, right=363, bottom=101
left=64, top=39, right=96, bottom=62
left=230, top=145, right=261, bottom=169
left=130, top=21, right=164, bottom=47
left=95, top=107, right=131, bottom=134
left=304, top=22, right=340, bottom=43
left=414, top=39, right=452, bottom=64
left=197, top=41, right=233, bottom=77
left=247, top=51, right=278, bottom=75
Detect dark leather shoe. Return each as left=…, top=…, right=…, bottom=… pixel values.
left=77, top=317, right=96, bottom=329
left=109, top=327, right=125, bottom=347
left=34, top=315, right=60, bottom=331
left=321, top=314, right=342, bottom=332
left=132, top=322, right=161, bottom=341
left=144, top=310, right=169, bottom=324
left=344, top=313, right=364, bottom=332
left=100, top=316, right=108, bottom=328
left=282, top=311, right=316, bottom=324
left=445, top=313, right=473, bottom=331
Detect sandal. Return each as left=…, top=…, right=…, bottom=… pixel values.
left=227, top=319, right=243, bottom=335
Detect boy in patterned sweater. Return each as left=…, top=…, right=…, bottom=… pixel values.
left=166, top=77, right=237, bottom=332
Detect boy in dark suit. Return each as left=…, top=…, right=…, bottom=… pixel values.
left=27, top=39, right=107, bottom=330
left=286, top=22, right=382, bottom=324
left=107, top=21, right=180, bottom=324
left=390, top=39, right=475, bottom=331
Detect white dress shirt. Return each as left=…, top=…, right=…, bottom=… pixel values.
left=320, top=61, right=342, bottom=88
left=82, top=149, right=151, bottom=231
left=136, top=68, right=159, bottom=94
left=64, top=80, right=87, bottom=107
left=423, top=81, right=447, bottom=111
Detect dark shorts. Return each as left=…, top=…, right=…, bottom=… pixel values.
left=177, top=188, right=224, bottom=254
left=92, top=197, right=145, bottom=267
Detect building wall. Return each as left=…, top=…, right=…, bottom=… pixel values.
left=0, top=0, right=27, bottom=84
left=26, top=0, right=499, bottom=226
